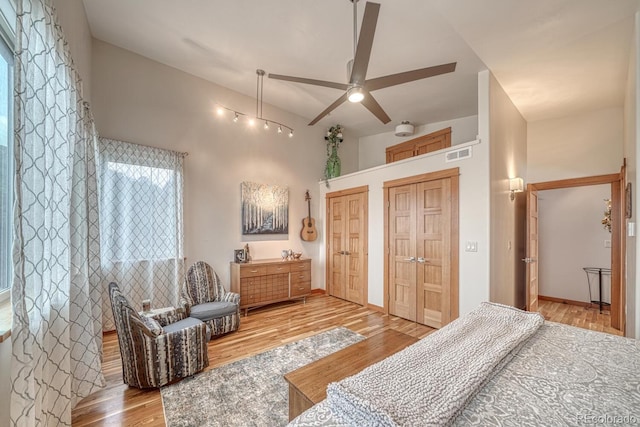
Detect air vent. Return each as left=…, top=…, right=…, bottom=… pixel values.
left=445, top=146, right=472, bottom=163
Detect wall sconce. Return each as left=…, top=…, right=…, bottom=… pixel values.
left=509, top=177, right=524, bottom=201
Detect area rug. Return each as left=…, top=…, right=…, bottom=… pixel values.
left=161, top=327, right=365, bottom=427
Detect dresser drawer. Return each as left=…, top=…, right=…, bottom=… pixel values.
left=267, top=264, right=290, bottom=275
left=291, top=281, right=311, bottom=297
left=240, top=265, right=268, bottom=277
left=290, top=270, right=311, bottom=284
left=290, top=260, right=311, bottom=272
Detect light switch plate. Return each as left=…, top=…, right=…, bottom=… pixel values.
left=629, top=222, right=635, bottom=237
left=604, top=240, right=611, bottom=248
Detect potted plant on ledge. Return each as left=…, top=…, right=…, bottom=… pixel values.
left=324, top=124, right=344, bottom=181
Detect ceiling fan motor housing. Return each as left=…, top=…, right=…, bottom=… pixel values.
left=395, top=121, right=415, bottom=136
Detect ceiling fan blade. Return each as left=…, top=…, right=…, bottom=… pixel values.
left=350, top=2, right=380, bottom=85
left=269, top=73, right=349, bottom=91
left=308, top=93, right=349, bottom=126
left=365, top=62, right=457, bottom=91
left=361, top=91, right=391, bottom=124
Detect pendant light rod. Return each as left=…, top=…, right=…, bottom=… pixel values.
left=256, top=69, right=265, bottom=119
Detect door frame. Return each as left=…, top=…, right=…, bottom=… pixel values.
left=325, top=185, right=369, bottom=306
left=527, top=171, right=625, bottom=333
left=383, top=167, right=459, bottom=319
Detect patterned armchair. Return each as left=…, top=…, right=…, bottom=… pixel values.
left=108, top=282, right=210, bottom=388
left=180, top=261, right=241, bottom=338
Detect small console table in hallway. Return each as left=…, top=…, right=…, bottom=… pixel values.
left=582, top=267, right=611, bottom=313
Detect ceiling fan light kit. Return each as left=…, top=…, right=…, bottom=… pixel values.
left=269, top=1, right=457, bottom=127
left=347, top=86, right=365, bottom=103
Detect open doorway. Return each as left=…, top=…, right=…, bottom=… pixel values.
left=536, top=185, right=620, bottom=335
left=525, top=172, right=625, bottom=336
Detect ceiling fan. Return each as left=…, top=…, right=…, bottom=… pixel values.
left=269, top=0, right=457, bottom=126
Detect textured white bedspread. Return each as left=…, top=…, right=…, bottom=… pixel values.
left=325, top=302, right=544, bottom=427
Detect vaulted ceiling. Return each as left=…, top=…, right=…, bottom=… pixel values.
left=82, top=0, right=639, bottom=137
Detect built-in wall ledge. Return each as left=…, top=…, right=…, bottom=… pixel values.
left=319, top=138, right=482, bottom=184
left=0, top=297, right=11, bottom=343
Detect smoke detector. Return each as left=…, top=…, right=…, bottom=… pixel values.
left=394, top=121, right=414, bottom=137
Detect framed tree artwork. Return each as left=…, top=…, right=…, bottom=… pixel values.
left=241, top=182, right=289, bottom=235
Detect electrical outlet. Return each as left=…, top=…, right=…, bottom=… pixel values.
left=465, top=241, right=478, bottom=252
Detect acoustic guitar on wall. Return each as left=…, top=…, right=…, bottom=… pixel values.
left=300, top=190, right=318, bottom=242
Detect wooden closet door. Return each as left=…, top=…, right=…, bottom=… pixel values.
left=416, top=178, right=451, bottom=328
left=345, top=193, right=366, bottom=304
left=388, top=184, right=417, bottom=321
left=328, top=197, right=346, bottom=300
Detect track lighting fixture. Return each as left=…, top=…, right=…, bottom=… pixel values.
left=213, top=69, right=294, bottom=137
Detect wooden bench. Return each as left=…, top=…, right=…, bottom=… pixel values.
left=284, top=329, right=419, bottom=421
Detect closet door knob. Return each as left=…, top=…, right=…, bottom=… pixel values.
left=404, top=257, right=416, bottom=262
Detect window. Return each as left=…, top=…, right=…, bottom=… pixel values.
left=101, top=160, right=180, bottom=263
left=99, top=138, right=184, bottom=265
left=0, top=32, right=12, bottom=297
left=99, top=138, right=185, bottom=331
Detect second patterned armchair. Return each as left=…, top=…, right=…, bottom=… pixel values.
left=181, top=261, right=240, bottom=338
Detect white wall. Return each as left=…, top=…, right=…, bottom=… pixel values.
left=538, top=185, right=612, bottom=304
left=488, top=72, right=528, bottom=309
left=91, top=40, right=359, bottom=290
left=528, top=107, right=624, bottom=183
left=357, top=115, right=478, bottom=170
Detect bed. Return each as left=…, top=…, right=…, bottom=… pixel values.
left=289, top=303, right=640, bottom=426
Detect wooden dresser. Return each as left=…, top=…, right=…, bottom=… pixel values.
left=230, top=258, right=311, bottom=315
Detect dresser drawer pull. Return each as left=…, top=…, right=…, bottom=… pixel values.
left=250, top=269, right=259, bottom=273
left=298, top=287, right=305, bottom=290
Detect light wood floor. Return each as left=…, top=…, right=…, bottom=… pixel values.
left=538, top=299, right=623, bottom=336
left=72, top=297, right=623, bottom=426
left=71, top=295, right=435, bottom=426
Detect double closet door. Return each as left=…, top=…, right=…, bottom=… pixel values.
left=385, top=169, right=459, bottom=329
left=326, top=186, right=368, bottom=305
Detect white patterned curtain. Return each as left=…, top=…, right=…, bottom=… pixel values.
left=99, top=138, right=185, bottom=331
left=11, top=0, right=105, bottom=425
